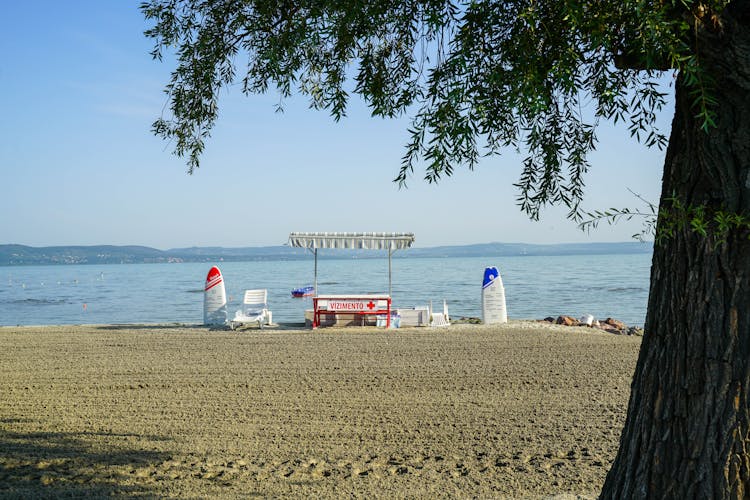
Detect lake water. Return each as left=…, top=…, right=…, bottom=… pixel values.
left=0, top=253, right=652, bottom=327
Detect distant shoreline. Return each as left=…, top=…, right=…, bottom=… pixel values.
left=0, top=241, right=653, bottom=266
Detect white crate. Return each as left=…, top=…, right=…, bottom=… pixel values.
left=396, top=307, right=430, bottom=327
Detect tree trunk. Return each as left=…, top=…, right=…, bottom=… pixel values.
left=601, top=3, right=750, bottom=498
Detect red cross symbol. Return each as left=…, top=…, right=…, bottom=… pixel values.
left=367, top=301, right=375, bottom=310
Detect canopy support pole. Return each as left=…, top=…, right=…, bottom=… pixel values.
left=302, top=247, right=319, bottom=297
left=388, top=248, right=400, bottom=298
left=389, top=249, right=392, bottom=297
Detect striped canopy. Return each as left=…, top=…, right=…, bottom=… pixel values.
left=288, top=232, right=415, bottom=251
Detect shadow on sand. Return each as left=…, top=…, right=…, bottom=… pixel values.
left=0, top=426, right=172, bottom=498
left=93, top=323, right=203, bottom=332
left=93, top=322, right=310, bottom=332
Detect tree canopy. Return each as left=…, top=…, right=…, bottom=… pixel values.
left=142, top=0, right=725, bottom=220
left=143, top=2, right=750, bottom=498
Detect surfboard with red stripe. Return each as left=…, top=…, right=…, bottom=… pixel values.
left=203, top=266, right=227, bottom=325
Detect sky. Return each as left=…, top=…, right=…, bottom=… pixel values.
left=1, top=1, right=674, bottom=249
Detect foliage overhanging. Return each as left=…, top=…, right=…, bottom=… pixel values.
left=142, top=0, right=729, bottom=220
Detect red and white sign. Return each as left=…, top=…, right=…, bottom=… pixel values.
left=324, top=299, right=386, bottom=311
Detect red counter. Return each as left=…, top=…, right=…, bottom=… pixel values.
left=312, top=294, right=392, bottom=329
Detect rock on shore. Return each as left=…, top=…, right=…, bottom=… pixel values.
left=544, top=315, right=644, bottom=336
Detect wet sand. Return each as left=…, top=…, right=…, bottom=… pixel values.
left=0, top=322, right=640, bottom=498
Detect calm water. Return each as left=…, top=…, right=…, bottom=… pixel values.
left=0, top=254, right=652, bottom=327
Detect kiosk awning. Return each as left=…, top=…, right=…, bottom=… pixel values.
left=287, top=232, right=415, bottom=298
left=288, top=232, right=415, bottom=250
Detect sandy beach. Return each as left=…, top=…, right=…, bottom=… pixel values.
left=0, top=322, right=640, bottom=498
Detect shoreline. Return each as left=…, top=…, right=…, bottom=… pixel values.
left=0, top=322, right=640, bottom=498
left=0, top=317, right=641, bottom=332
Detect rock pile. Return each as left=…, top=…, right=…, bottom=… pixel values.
left=453, top=316, right=483, bottom=324
left=542, top=315, right=644, bottom=336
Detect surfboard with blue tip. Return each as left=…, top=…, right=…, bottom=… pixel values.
left=482, top=266, right=508, bottom=324
left=483, top=267, right=498, bottom=289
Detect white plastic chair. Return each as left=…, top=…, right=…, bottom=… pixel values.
left=230, top=289, right=271, bottom=329
left=429, top=299, right=451, bottom=327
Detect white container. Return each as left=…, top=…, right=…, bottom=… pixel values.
left=376, top=313, right=400, bottom=328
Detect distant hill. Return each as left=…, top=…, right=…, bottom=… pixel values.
left=0, top=241, right=652, bottom=266
left=0, top=244, right=305, bottom=265
left=406, top=241, right=653, bottom=258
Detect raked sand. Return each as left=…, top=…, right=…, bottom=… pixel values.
left=0, top=321, right=640, bottom=499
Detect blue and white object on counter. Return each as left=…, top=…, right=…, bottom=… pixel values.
left=291, top=285, right=315, bottom=298
left=481, top=266, right=508, bottom=324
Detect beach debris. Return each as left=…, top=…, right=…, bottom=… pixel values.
left=543, top=315, right=643, bottom=336
left=603, top=317, right=627, bottom=330
left=555, top=315, right=579, bottom=327
left=453, top=316, right=482, bottom=324
left=627, top=327, right=645, bottom=336
left=598, top=322, right=620, bottom=333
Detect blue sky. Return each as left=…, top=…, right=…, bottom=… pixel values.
left=1, top=1, right=673, bottom=249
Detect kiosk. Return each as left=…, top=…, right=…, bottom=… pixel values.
left=288, top=232, right=414, bottom=328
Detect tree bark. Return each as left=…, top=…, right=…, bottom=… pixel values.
left=601, top=2, right=750, bottom=498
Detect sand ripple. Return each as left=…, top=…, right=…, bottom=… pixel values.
left=0, top=322, right=640, bottom=498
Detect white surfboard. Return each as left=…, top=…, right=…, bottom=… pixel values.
left=481, top=266, right=507, bottom=324
left=203, top=266, right=227, bottom=325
